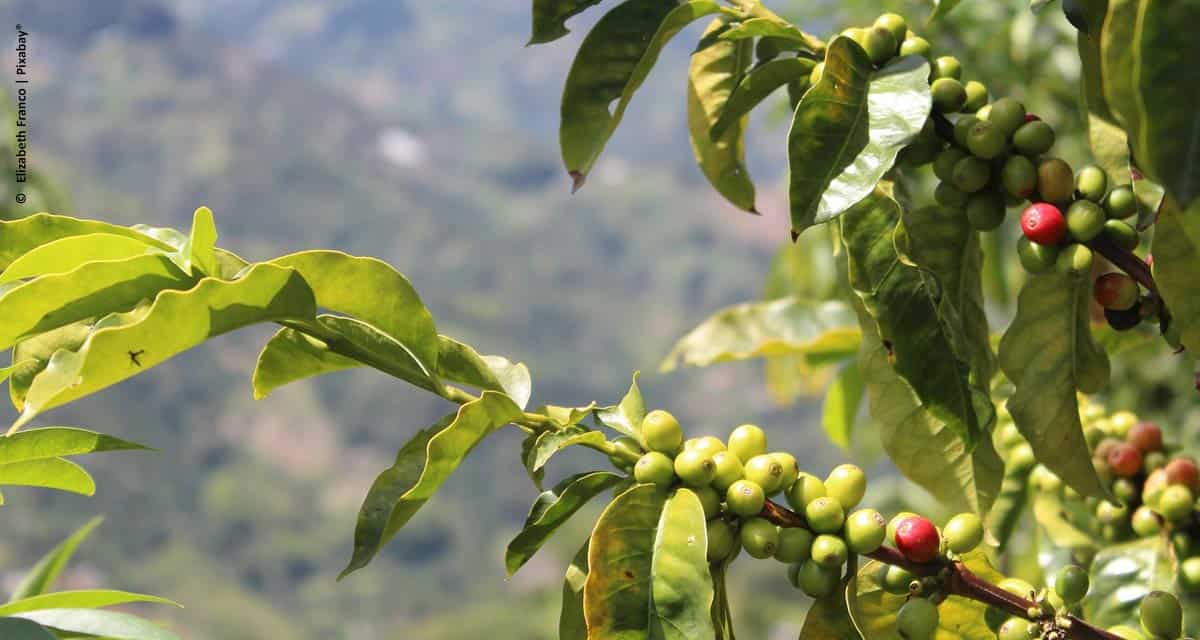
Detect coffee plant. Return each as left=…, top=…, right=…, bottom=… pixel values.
left=2, top=1, right=1200, bottom=639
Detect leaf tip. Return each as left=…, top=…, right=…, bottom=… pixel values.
left=569, top=171, right=587, bottom=194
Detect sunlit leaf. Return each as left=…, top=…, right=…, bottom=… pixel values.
left=0, top=427, right=149, bottom=464
left=822, top=361, right=863, bottom=450
left=176, top=206, right=219, bottom=276
left=582, top=484, right=667, bottom=638
left=435, top=336, right=532, bottom=409
left=10, top=321, right=93, bottom=411
left=559, top=540, right=590, bottom=640
left=10, top=517, right=104, bottom=601
left=649, top=488, right=715, bottom=639
left=0, top=234, right=155, bottom=284
left=715, top=17, right=813, bottom=46
left=595, top=372, right=646, bottom=444
left=12, top=609, right=179, bottom=640
left=0, top=591, right=180, bottom=616
left=505, top=471, right=625, bottom=576
left=1031, top=493, right=1096, bottom=552
left=0, top=214, right=168, bottom=271
left=0, top=458, right=95, bottom=495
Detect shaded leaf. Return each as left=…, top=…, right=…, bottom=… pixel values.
left=0, top=214, right=168, bottom=271
left=0, top=458, right=95, bottom=495
left=559, top=540, right=590, bottom=640
left=1084, top=537, right=1176, bottom=631
left=716, top=17, right=813, bottom=45
left=711, top=57, right=814, bottom=141
left=1152, top=198, right=1200, bottom=355
left=10, top=517, right=103, bottom=601
left=251, top=322, right=360, bottom=400
left=0, top=618, right=55, bottom=640
left=10, top=321, right=95, bottom=411
left=0, top=427, right=149, bottom=465
left=595, top=372, right=646, bottom=443
left=582, top=484, right=667, bottom=639
left=560, top=0, right=722, bottom=184
left=650, top=488, right=715, bottom=640
left=0, top=234, right=155, bottom=284
left=1098, top=0, right=1143, bottom=145
left=341, top=391, right=523, bottom=578
left=525, top=425, right=608, bottom=475
left=998, top=273, right=1109, bottom=498
left=687, top=19, right=756, bottom=212
left=799, top=567, right=859, bottom=639
left=1031, top=493, right=1096, bottom=551
left=789, top=39, right=931, bottom=235
left=13, top=609, right=178, bottom=640
left=822, top=361, right=863, bottom=450
left=529, top=0, right=604, bottom=45
left=709, top=560, right=736, bottom=640
left=506, top=471, right=625, bottom=576
left=0, top=591, right=180, bottom=616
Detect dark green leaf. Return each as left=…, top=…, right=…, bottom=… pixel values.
left=559, top=540, right=590, bottom=640
left=0, top=591, right=180, bottom=616
left=525, top=425, right=608, bottom=475
left=1098, top=0, right=1143, bottom=144
left=0, top=458, right=94, bottom=495
left=788, top=39, right=931, bottom=235
left=505, top=471, right=625, bottom=576
left=0, top=618, right=55, bottom=640
left=340, top=391, right=523, bottom=578
left=0, top=234, right=155, bottom=284
left=560, top=0, right=722, bottom=186
left=1152, top=198, right=1200, bottom=354
left=998, top=273, right=1109, bottom=498
left=709, top=561, right=736, bottom=640
left=0, top=427, right=150, bottom=464
left=0, top=214, right=169, bottom=271
left=687, top=19, right=756, bottom=212
left=595, top=372, right=646, bottom=443
left=582, top=484, right=667, bottom=638
left=711, top=57, right=814, bottom=141
left=10, top=517, right=103, bottom=601
left=799, top=567, right=859, bottom=639
left=821, top=361, right=863, bottom=450
left=649, top=488, right=715, bottom=640
left=13, top=609, right=178, bottom=640
left=529, top=0, right=604, bottom=45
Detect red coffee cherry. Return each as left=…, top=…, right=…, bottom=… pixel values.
left=1021, top=203, right=1067, bottom=246
left=894, top=516, right=941, bottom=563
left=1165, top=457, right=1200, bottom=491
left=1127, top=421, right=1163, bottom=453
left=1093, top=273, right=1140, bottom=311
left=1023, top=113, right=1041, bottom=122
left=1107, top=443, right=1143, bottom=478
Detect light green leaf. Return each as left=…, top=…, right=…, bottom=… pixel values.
left=0, top=618, right=55, bottom=640
left=841, top=190, right=988, bottom=447
left=788, top=38, right=931, bottom=235
left=0, top=214, right=169, bottom=271
left=998, top=273, right=1109, bottom=498
left=0, top=591, right=181, bottom=616
left=525, top=425, right=608, bottom=475
left=560, top=0, right=722, bottom=186
left=540, top=403, right=598, bottom=428
left=582, top=484, right=668, bottom=638
left=251, top=322, right=361, bottom=399
left=268, top=250, right=439, bottom=374
left=711, top=57, right=814, bottom=141
left=505, top=471, right=625, bottom=576
left=177, top=206, right=219, bottom=276
left=0, top=458, right=95, bottom=495
left=13, top=609, right=178, bottom=640
left=559, top=540, right=590, bottom=640
left=435, top=336, right=532, bottom=409
left=340, top=391, right=523, bottom=578
left=0, top=255, right=194, bottom=350
left=0, top=234, right=156, bottom=284
left=11, top=516, right=103, bottom=601
left=595, top=372, right=646, bottom=443
left=1031, top=493, right=1096, bottom=551
left=822, top=361, right=863, bottom=450
left=10, top=321, right=93, bottom=411
left=1152, top=198, right=1200, bottom=355
left=715, top=17, right=813, bottom=45
left=529, top=0, right=604, bottom=45
left=13, top=264, right=317, bottom=430
left=650, top=488, right=715, bottom=640
left=661, top=298, right=860, bottom=372
left=0, top=427, right=149, bottom=464
left=687, top=19, right=756, bottom=213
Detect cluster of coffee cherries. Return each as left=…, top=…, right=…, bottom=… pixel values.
left=977, top=565, right=1091, bottom=640
left=611, top=409, right=985, bottom=640
left=809, top=12, right=924, bottom=81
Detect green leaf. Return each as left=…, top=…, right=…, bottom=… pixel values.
left=1098, top=0, right=1143, bottom=145
left=0, top=427, right=150, bottom=464
left=822, top=361, right=863, bottom=450
left=930, top=0, right=964, bottom=21
left=1152, top=198, right=1200, bottom=354
left=715, top=17, right=813, bottom=45
left=788, top=39, right=931, bottom=235
left=0, top=234, right=156, bottom=284
left=0, top=213, right=169, bottom=271
left=687, top=19, right=756, bottom=213
left=11, top=516, right=103, bottom=601
left=581, top=484, right=666, bottom=639
left=858, top=324, right=1002, bottom=515
left=560, top=0, right=722, bottom=187
left=595, top=372, right=646, bottom=443
left=0, top=458, right=95, bottom=495
left=711, top=57, right=813, bottom=141
left=708, top=560, right=736, bottom=640
left=798, top=567, right=859, bottom=639
left=1030, top=0, right=1056, bottom=11
left=0, top=618, right=55, bottom=640
left=12, top=264, right=318, bottom=430
left=841, top=190, right=988, bottom=447
left=525, top=425, right=609, bottom=475
left=0, top=591, right=181, bottom=616
left=9, top=321, right=93, bottom=411
left=986, top=459, right=1030, bottom=552
left=559, top=540, right=590, bottom=640
left=176, top=206, right=219, bottom=276
left=540, top=403, right=598, bottom=428
left=1031, top=493, right=1096, bottom=552
left=251, top=322, right=361, bottom=399
left=268, top=250, right=439, bottom=374
left=529, top=0, right=604, bottom=45
left=649, top=488, right=715, bottom=640
left=13, top=609, right=178, bottom=640
left=661, top=298, right=860, bottom=371
left=850, top=552, right=999, bottom=638
left=340, top=391, right=523, bottom=578
left=0, top=255, right=194, bottom=350
left=505, top=471, right=625, bottom=576
left=435, top=336, right=532, bottom=409
left=998, top=273, right=1110, bottom=498
left=1130, top=1, right=1200, bottom=205
left=1085, top=537, right=1174, bottom=631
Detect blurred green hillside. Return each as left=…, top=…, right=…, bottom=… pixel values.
left=0, top=1, right=1091, bottom=638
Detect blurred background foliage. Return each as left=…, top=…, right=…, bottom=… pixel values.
left=0, top=1, right=1193, bottom=639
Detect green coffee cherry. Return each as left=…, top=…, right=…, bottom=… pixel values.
left=1096, top=500, right=1128, bottom=525
left=674, top=450, right=717, bottom=487
left=797, top=560, right=840, bottom=597
left=896, top=597, right=939, bottom=640
left=726, top=479, right=766, bottom=517
left=1139, top=590, right=1183, bottom=639
left=1037, top=158, right=1075, bottom=204
left=1055, top=564, right=1090, bottom=605
left=1104, top=219, right=1140, bottom=251
left=710, top=451, right=744, bottom=491
left=786, top=473, right=827, bottom=511
left=1067, top=200, right=1107, bottom=242
left=1017, top=236, right=1061, bottom=274
left=1030, top=464, right=1063, bottom=492
left=609, top=436, right=643, bottom=469
left=706, top=519, right=736, bottom=562
left=965, top=120, right=1007, bottom=159
left=953, top=115, right=980, bottom=148
left=694, top=486, right=722, bottom=518
left=883, top=565, right=916, bottom=594
left=986, top=97, right=1026, bottom=137
left=825, top=464, right=867, bottom=510
left=962, top=80, right=988, bottom=112
left=952, top=156, right=990, bottom=193
left=771, top=452, right=800, bottom=491
left=874, top=13, right=908, bottom=49
left=845, top=509, right=887, bottom=553
left=635, top=452, right=675, bottom=487
left=728, top=424, right=768, bottom=462
left=934, top=148, right=968, bottom=182
left=744, top=454, right=785, bottom=495
left=739, top=517, right=780, bottom=559
left=931, top=78, right=967, bottom=113
left=810, top=61, right=825, bottom=86
left=943, top=513, right=984, bottom=553
left=806, top=497, right=846, bottom=534
left=899, top=36, right=932, bottom=60
left=863, top=27, right=897, bottom=65
left=643, top=410, right=683, bottom=453
left=997, top=618, right=1035, bottom=640
left=931, top=55, right=962, bottom=80
left=1001, top=155, right=1038, bottom=199
left=899, top=120, right=942, bottom=167
left=1012, top=120, right=1056, bottom=156
left=975, top=103, right=992, bottom=120
left=774, top=527, right=814, bottom=563
left=1179, top=556, right=1200, bottom=592
left=685, top=435, right=725, bottom=456
left=966, top=191, right=1006, bottom=231
left=1076, top=165, right=1109, bottom=202
left=810, top=534, right=848, bottom=568
left=1159, top=485, right=1195, bottom=523
left=1105, top=186, right=1138, bottom=219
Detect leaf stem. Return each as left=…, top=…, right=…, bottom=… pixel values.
left=758, top=500, right=1123, bottom=640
